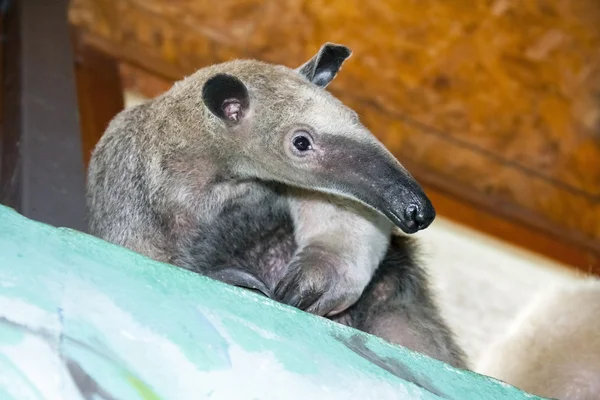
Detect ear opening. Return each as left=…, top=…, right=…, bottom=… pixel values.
left=202, top=73, right=250, bottom=124
left=296, top=42, right=352, bottom=88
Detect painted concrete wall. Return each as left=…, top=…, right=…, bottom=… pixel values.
left=0, top=205, right=545, bottom=400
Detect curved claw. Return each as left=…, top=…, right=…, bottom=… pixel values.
left=275, top=273, right=335, bottom=316
left=278, top=284, right=321, bottom=311
left=205, top=268, right=273, bottom=298
left=276, top=268, right=359, bottom=317
left=306, top=299, right=340, bottom=318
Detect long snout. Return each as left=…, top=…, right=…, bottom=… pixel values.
left=318, top=135, right=436, bottom=234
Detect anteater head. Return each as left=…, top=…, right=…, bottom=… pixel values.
left=178, top=43, right=435, bottom=234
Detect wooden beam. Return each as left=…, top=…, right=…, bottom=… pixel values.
left=72, top=30, right=124, bottom=167
left=0, top=0, right=87, bottom=232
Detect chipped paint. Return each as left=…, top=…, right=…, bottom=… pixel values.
left=0, top=205, right=547, bottom=400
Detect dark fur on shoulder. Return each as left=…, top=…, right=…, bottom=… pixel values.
left=173, top=180, right=296, bottom=296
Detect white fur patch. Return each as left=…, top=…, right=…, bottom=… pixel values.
left=287, top=188, right=393, bottom=309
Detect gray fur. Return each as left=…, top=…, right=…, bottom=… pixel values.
left=86, top=43, right=467, bottom=368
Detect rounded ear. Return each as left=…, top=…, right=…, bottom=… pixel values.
left=296, top=42, right=352, bottom=88
left=202, top=73, right=250, bottom=124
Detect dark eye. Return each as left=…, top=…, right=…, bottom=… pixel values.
left=293, top=135, right=312, bottom=152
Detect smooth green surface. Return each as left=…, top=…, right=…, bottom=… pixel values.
left=0, top=205, right=546, bottom=399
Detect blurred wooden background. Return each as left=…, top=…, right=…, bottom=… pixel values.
left=68, top=0, right=600, bottom=272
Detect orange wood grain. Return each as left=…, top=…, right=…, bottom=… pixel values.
left=69, top=0, right=600, bottom=268
left=72, top=32, right=125, bottom=167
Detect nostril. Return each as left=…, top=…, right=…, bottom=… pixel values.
left=404, top=203, right=434, bottom=230
left=401, top=200, right=435, bottom=233
left=415, top=209, right=427, bottom=224
left=404, top=204, right=419, bottom=226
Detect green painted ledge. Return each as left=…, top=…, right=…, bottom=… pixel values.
left=0, top=204, right=545, bottom=400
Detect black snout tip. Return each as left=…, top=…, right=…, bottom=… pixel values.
left=403, top=203, right=436, bottom=232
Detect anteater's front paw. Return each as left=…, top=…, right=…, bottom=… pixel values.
left=274, top=256, right=362, bottom=317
